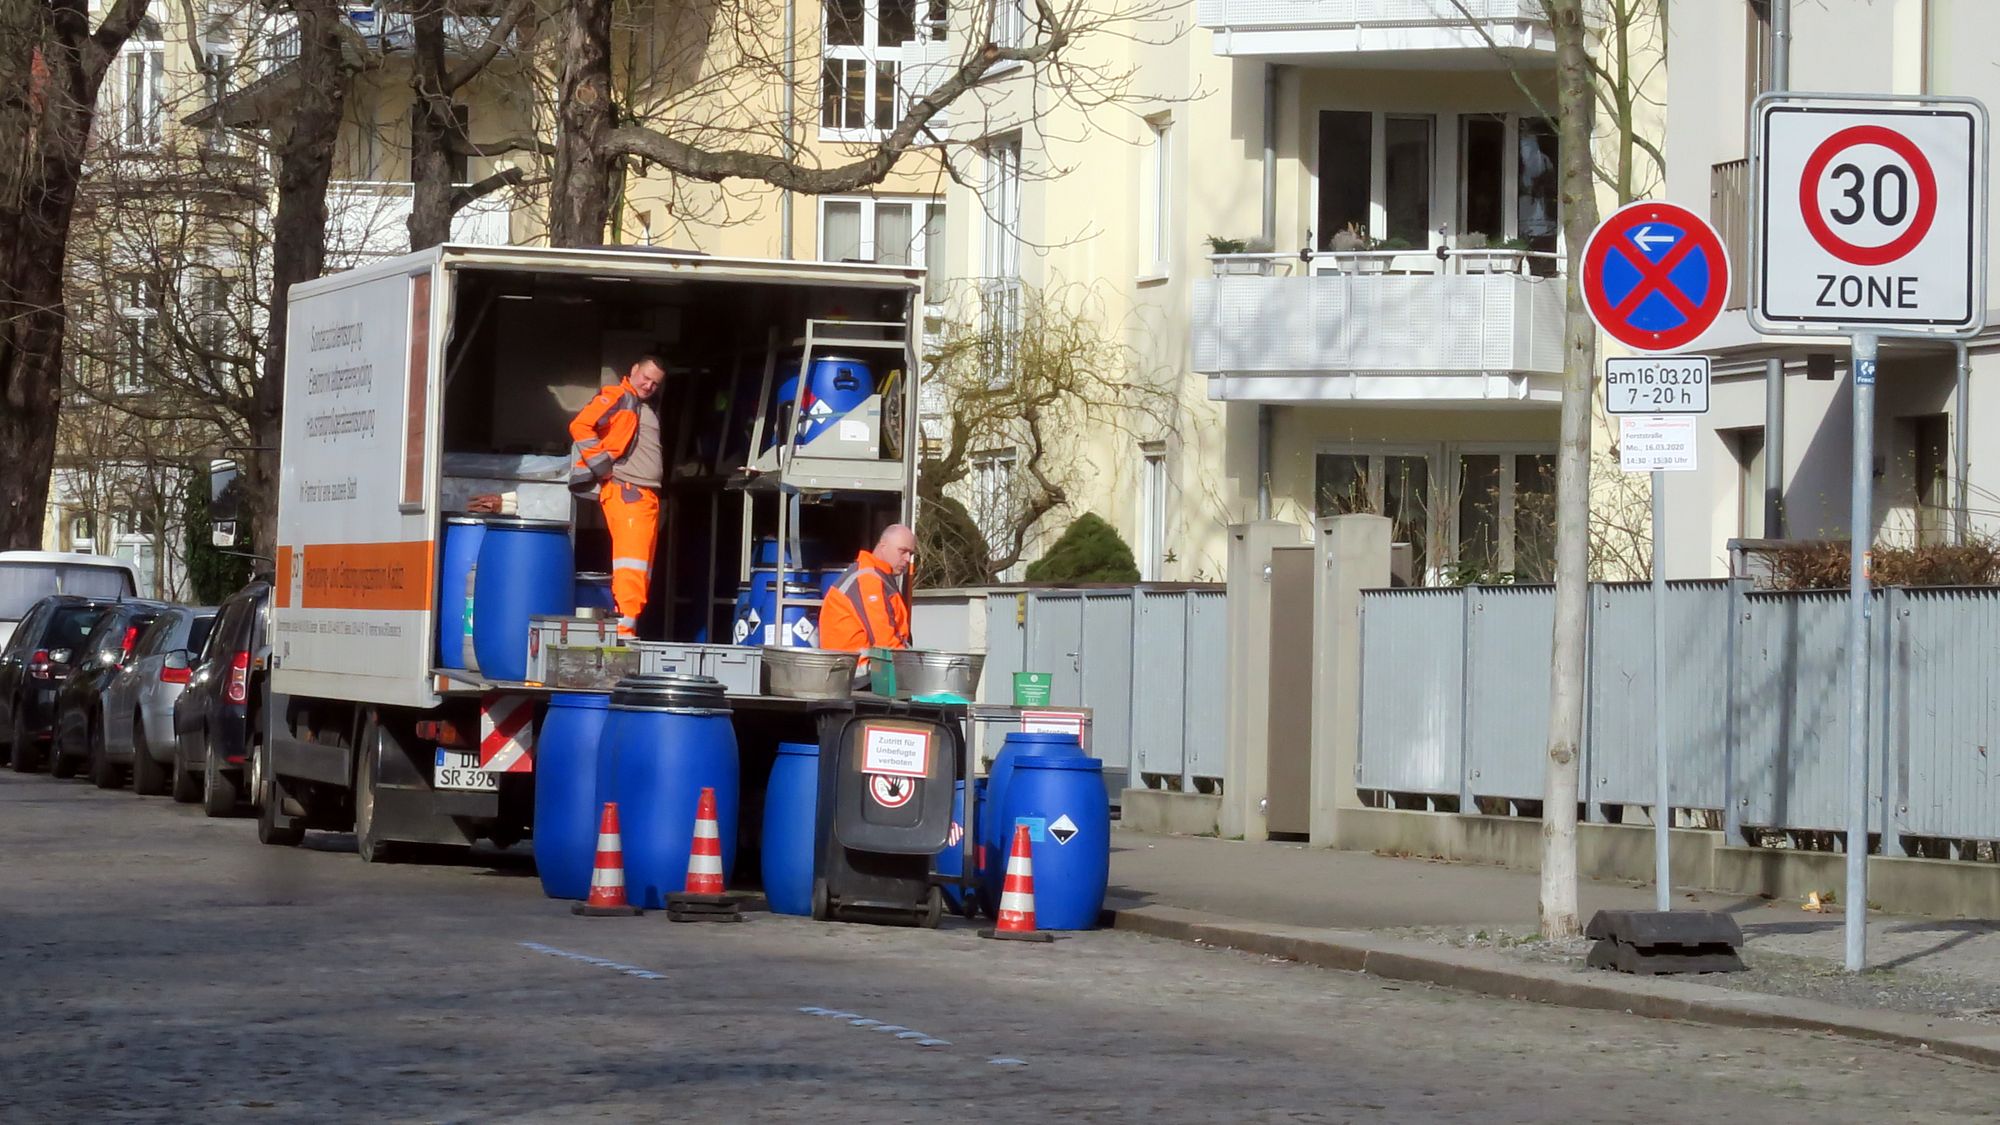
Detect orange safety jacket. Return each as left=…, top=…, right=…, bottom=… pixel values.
left=567, top=379, right=645, bottom=495
left=817, top=550, right=912, bottom=653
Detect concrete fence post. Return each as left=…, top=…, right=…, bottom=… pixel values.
left=1222, top=520, right=1304, bottom=841
left=1308, top=514, right=1391, bottom=847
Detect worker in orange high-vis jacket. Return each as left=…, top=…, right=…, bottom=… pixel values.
left=568, top=354, right=668, bottom=639
left=818, top=525, right=916, bottom=663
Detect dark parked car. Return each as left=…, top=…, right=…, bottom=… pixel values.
left=53, top=600, right=172, bottom=787
left=102, top=606, right=218, bottom=796
left=173, top=582, right=269, bottom=816
left=1, top=594, right=123, bottom=774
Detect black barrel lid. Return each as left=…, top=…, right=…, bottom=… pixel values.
left=609, top=672, right=731, bottom=712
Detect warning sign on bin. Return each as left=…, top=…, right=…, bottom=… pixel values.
left=861, top=725, right=931, bottom=778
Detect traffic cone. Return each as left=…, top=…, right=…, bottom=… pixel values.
left=979, top=823, right=1053, bottom=943
left=684, top=787, right=726, bottom=896
left=571, top=803, right=641, bottom=916
left=666, top=787, right=741, bottom=922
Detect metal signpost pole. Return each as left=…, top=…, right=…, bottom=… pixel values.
left=1652, top=469, right=1669, bottom=912
left=1844, top=334, right=1877, bottom=972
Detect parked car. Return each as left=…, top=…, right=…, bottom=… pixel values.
left=0, top=594, right=123, bottom=774
left=99, top=605, right=217, bottom=796
left=53, top=600, right=172, bottom=786
left=173, top=582, right=270, bottom=816
left=0, top=552, right=139, bottom=650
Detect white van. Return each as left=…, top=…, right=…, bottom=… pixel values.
left=0, top=552, right=142, bottom=648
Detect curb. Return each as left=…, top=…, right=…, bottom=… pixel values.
left=1106, top=903, right=2000, bottom=1069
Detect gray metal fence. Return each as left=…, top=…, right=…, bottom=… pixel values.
left=979, top=586, right=1227, bottom=793
left=1357, top=582, right=2000, bottom=846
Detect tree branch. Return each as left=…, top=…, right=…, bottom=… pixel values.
left=449, top=165, right=532, bottom=209
left=444, top=0, right=533, bottom=94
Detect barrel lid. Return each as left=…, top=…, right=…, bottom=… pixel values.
left=445, top=515, right=486, bottom=526
left=476, top=515, right=571, bottom=531
left=1003, top=731, right=1082, bottom=748
left=1014, top=755, right=1103, bottom=773
left=548, top=690, right=611, bottom=709
left=609, top=672, right=731, bottom=711
left=575, top=570, right=611, bottom=580
left=775, top=740, right=821, bottom=757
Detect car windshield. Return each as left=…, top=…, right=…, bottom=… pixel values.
left=41, top=605, right=103, bottom=654
left=0, top=562, right=135, bottom=620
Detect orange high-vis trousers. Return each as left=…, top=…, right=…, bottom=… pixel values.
left=598, top=480, right=660, bottom=637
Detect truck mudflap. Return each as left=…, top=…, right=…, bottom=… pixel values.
left=478, top=692, right=536, bottom=775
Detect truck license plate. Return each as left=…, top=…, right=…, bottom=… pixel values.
left=434, top=749, right=498, bottom=792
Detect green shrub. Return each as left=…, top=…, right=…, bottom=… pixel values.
left=1024, top=512, right=1140, bottom=584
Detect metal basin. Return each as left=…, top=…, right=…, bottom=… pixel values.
left=888, top=649, right=985, bottom=700
left=761, top=647, right=857, bottom=700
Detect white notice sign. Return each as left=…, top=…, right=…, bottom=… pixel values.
left=860, top=726, right=931, bottom=778
left=1604, top=356, right=1710, bottom=415
left=1619, top=416, right=1698, bottom=473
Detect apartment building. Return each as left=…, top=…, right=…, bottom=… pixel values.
left=1666, top=0, right=1998, bottom=576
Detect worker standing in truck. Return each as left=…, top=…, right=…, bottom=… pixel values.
left=568, top=354, right=668, bottom=639
left=818, top=524, right=916, bottom=669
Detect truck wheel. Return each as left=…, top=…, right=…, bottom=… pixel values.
left=8, top=702, right=35, bottom=773
left=253, top=735, right=304, bottom=847
left=131, top=722, right=167, bottom=796
left=201, top=737, right=241, bottom=817
left=89, top=719, right=124, bottom=790
left=354, top=721, right=399, bottom=863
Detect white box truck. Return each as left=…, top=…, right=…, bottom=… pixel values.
left=255, top=244, right=923, bottom=859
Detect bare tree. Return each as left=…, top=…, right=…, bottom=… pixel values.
left=406, top=0, right=538, bottom=250
left=917, top=282, right=1175, bottom=582
left=0, top=0, right=154, bottom=549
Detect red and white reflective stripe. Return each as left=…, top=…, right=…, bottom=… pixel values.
left=684, top=786, right=725, bottom=894
left=478, top=693, right=535, bottom=773
left=584, top=804, right=631, bottom=908
left=995, top=829, right=1037, bottom=929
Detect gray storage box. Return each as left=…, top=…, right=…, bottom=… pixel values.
left=633, top=641, right=764, bottom=695
left=526, top=615, right=623, bottom=684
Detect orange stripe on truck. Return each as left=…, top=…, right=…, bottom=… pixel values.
left=273, top=546, right=293, bottom=607
left=291, top=540, right=435, bottom=612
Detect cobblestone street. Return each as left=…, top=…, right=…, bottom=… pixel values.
left=5, top=773, right=1999, bottom=1122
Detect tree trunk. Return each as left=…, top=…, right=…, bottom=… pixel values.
left=0, top=4, right=145, bottom=549
left=549, top=0, right=614, bottom=246
left=252, top=0, right=350, bottom=557
left=1538, top=0, right=1602, bottom=941
left=407, top=3, right=455, bottom=251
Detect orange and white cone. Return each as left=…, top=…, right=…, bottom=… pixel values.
left=683, top=786, right=726, bottom=896
left=979, top=823, right=1053, bottom=943
left=571, top=802, right=641, bottom=916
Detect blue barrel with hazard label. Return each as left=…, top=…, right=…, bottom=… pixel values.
left=730, top=573, right=822, bottom=648
left=993, top=755, right=1109, bottom=931
left=795, top=356, right=873, bottom=445
left=979, top=731, right=1083, bottom=913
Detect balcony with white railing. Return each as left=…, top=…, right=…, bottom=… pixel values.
left=1192, top=249, right=1567, bottom=405
left=326, top=181, right=515, bottom=265
left=1195, top=0, right=1554, bottom=65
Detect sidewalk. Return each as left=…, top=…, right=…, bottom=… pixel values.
left=1105, top=828, right=2000, bottom=1064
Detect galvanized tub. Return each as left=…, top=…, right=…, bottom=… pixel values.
left=761, top=647, right=858, bottom=700
left=889, top=649, right=984, bottom=700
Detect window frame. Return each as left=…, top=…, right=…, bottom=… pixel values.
left=1448, top=442, right=1559, bottom=582
left=819, top=0, right=922, bottom=141
left=1138, top=441, right=1169, bottom=581
left=815, top=194, right=946, bottom=304
left=1143, top=116, right=1172, bottom=279
left=1311, top=108, right=1561, bottom=254
left=121, top=30, right=167, bottom=151
left=113, top=274, right=161, bottom=395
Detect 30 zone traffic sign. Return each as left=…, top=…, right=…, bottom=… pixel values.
left=1752, top=94, right=1987, bottom=337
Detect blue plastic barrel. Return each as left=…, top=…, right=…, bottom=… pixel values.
left=761, top=741, right=820, bottom=916
left=796, top=356, right=873, bottom=444
left=752, top=536, right=825, bottom=570
left=437, top=517, right=486, bottom=669
left=602, top=675, right=738, bottom=909
left=935, top=777, right=984, bottom=916
left=573, top=572, right=616, bottom=614
left=729, top=573, right=823, bottom=647
left=761, top=362, right=801, bottom=453
left=533, top=692, right=612, bottom=901
left=996, top=755, right=1110, bottom=930
left=981, top=731, right=1083, bottom=912
left=471, top=518, right=574, bottom=682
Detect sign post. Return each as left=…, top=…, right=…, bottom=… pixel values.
left=1753, top=94, right=1988, bottom=972
left=1583, top=202, right=1729, bottom=915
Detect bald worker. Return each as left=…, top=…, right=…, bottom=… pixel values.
left=817, top=524, right=916, bottom=658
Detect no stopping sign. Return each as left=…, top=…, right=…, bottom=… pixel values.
left=1753, top=95, right=1987, bottom=336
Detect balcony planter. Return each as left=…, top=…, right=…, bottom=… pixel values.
left=1211, top=256, right=1278, bottom=277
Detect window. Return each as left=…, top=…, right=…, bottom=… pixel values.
left=1458, top=113, right=1507, bottom=243
left=817, top=196, right=945, bottom=302
left=1724, top=426, right=1767, bottom=540
left=1138, top=442, right=1168, bottom=581
left=196, top=275, right=233, bottom=354
left=1383, top=115, right=1433, bottom=247
left=1746, top=0, right=1774, bottom=145
left=114, top=275, right=160, bottom=394
left=1517, top=117, right=1560, bottom=254
left=970, top=448, right=1017, bottom=547
left=821, top=0, right=924, bottom=137
left=1907, top=413, right=1950, bottom=546
left=1315, top=450, right=1433, bottom=578
left=1453, top=451, right=1557, bottom=581
left=995, top=0, right=1025, bottom=48
left=203, top=48, right=235, bottom=152
left=122, top=25, right=166, bottom=149
left=1143, top=117, right=1171, bottom=275
left=1316, top=110, right=1371, bottom=250
left=982, top=135, right=1022, bottom=373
